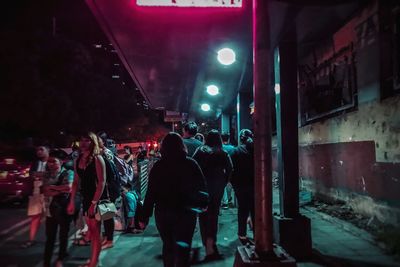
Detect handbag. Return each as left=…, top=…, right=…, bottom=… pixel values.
left=95, top=199, right=117, bottom=221
left=95, top=178, right=117, bottom=221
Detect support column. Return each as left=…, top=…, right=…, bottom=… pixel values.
left=234, top=0, right=295, bottom=265
left=236, top=92, right=253, bottom=137
left=221, top=113, right=231, bottom=134
left=273, top=25, right=312, bottom=260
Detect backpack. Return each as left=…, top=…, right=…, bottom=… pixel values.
left=102, top=155, right=122, bottom=202
left=113, top=156, right=134, bottom=185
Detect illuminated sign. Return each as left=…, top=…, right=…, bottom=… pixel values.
left=137, top=0, right=242, bottom=8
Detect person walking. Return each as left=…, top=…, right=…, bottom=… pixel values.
left=182, top=121, right=203, bottom=157
left=141, top=132, right=208, bottom=267
left=230, top=129, right=255, bottom=244
left=193, top=130, right=232, bottom=260
left=221, top=133, right=235, bottom=209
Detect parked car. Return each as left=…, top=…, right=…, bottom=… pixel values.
left=0, top=158, right=32, bottom=202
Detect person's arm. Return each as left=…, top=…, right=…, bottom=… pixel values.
left=67, top=160, right=80, bottom=215
left=51, top=170, right=73, bottom=193
left=42, top=185, right=60, bottom=197
left=88, top=155, right=106, bottom=217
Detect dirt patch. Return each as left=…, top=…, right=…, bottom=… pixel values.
left=309, top=199, right=400, bottom=259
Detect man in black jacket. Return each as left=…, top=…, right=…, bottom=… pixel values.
left=230, top=129, right=255, bottom=244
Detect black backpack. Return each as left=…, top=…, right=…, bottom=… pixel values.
left=102, top=155, right=122, bottom=202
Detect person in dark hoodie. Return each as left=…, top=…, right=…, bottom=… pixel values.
left=141, top=132, right=208, bottom=267
left=230, top=129, right=255, bottom=244
left=193, top=130, right=233, bottom=260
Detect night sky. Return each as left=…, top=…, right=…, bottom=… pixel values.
left=0, top=0, right=168, bottom=146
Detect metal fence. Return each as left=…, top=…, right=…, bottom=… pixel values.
left=137, top=159, right=156, bottom=201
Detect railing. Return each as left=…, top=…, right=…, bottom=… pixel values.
left=137, top=159, right=156, bottom=201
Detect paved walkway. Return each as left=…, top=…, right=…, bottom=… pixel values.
left=59, top=206, right=400, bottom=267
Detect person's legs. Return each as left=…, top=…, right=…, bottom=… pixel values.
left=234, top=187, right=250, bottom=237
left=175, top=213, right=196, bottom=267
left=198, top=211, right=208, bottom=247
left=226, top=183, right=233, bottom=205
left=221, top=186, right=229, bottom=206
left=203, top=185, right=224, bottom=256
left=58, top=216, right=71, bottom=261
left=87, top=218, right=101, bottom=267
left=248, top=191, right=255, bottom=235
left=83, top=216, right=91, bottom=240
left=30, top=214, right=42, bottom=241
left=43, top=217, right=58, bottom=267
left=155, top=208, right=174, bottom=267
left=103, top=218, right=114, bottom=241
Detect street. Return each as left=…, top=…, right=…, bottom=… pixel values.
left=0, top=202, right=46, bottom=267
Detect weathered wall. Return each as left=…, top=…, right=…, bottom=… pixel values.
left=299, top=96, right=400, bottom=163
left=273, top=1, right=400, bottom=225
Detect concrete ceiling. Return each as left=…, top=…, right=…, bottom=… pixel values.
left=86, top=0, right=364, bottom=117
left=86, top=0, right=252, bottom=117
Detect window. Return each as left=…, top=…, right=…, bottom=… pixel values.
left=298, top=44, right=357, bottom=125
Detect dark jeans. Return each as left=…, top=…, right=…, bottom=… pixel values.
left=199, top=183, right=225, bottom=247
left=234, top=186, right=255, bottom=236
left=43, top=215, right=71, bottom=267
left=103, top=217, right=114, bottom=241
left=155, top=208, right=197, bottom=267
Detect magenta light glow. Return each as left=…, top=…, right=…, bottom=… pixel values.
left=136, top=0, right=242, bottom=8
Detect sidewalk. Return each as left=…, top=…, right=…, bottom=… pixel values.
left=59, top=206, right=400, bottom=267
left=302, top=206, right=400, bottom=267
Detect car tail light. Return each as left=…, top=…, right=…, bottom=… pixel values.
left=16, top=167, right=30, bottom=178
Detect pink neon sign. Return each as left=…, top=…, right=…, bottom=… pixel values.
left=136, top=0, right=242, bottom=8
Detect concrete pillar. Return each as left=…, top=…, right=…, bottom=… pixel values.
left=221, top=113, right=231, bottom=134
left=273, top=25, right=312, bottom=260
left=236, top=92, right=253, bottom=141
left=234, top=0, right=295, bottom=265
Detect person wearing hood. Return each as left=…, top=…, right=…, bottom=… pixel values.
left=141, top=132, right=208, bottom=267
left=193, top=130, right=233, bottom=260
left=230, top=129, right=255, bottom=244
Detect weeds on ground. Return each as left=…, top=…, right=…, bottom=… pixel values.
left=309, top=199, right=400, bottom=259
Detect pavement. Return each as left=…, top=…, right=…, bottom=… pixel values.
left=52, top=204, right=400, bottom=267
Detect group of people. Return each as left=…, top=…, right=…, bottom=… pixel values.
left=21, top=121, right=255, bottom=267
left=21, top=132, right=140, bottom=267
left=141, top=121, right=255, bottom=267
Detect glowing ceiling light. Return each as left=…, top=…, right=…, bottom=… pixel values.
left=206, top=85, right=219, bottom=96
left=201, top=103, right=211, bottom=112
left=136, top=0, right=242, bottom=8
left=217, top=48, right=236, bottom=65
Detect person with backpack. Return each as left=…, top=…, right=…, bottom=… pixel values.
left=97, top=133, right=121, bottom=250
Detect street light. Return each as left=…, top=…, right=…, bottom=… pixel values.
left=217, top=48, right=236, bottom=65
left=206, top=85, right=219, bottom=96
left=201, top=103, right=211, bottom=112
